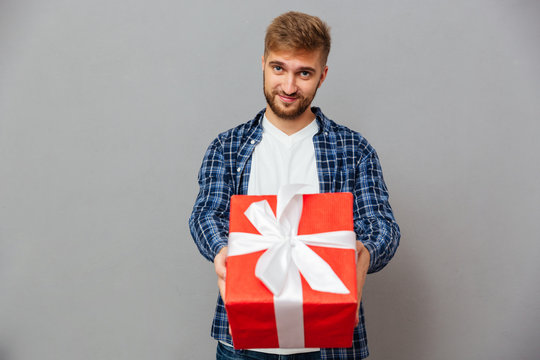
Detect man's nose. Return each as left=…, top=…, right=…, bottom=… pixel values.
left=282, top=74, right=297, bottom=95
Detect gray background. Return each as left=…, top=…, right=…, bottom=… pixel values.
left=1, top=0, right=539, bottom=359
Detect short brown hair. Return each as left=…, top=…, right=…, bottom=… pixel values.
left=264, top=11, right=331, bottom=65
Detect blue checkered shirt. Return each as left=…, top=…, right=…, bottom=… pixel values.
left=189, top=107, right=400, bottom=359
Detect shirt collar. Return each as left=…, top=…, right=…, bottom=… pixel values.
left=311, top=107, right=331, bottom=135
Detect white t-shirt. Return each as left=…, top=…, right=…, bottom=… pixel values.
left=248, top=115, right=319, bottom=195
left=246, top=114, right=320, bottom=355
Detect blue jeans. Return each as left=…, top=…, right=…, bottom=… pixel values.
left=216, top=342, right=321, bottom=360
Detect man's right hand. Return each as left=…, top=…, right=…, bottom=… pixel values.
left=214, top=246, right=228, bottom=301
left=215, top=246, right=232, bottom=335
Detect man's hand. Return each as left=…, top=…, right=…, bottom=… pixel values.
left=355, top=241, right=370, bottom=326
left=214, top=246, right=228, bottom=301
left=214, top=246, right=232, bottom=335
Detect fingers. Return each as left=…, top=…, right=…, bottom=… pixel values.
left=355, top=241, right=370, bottom=327
left=355, top=286, right=363, bottom=326
left=214, top=246, right=228, bottom=300
left=214, top=246, right=228, bottom=278
left=217, top=277, right=226, bottom=300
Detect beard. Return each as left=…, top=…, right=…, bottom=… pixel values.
left=263, top=72, right=320, bottom=120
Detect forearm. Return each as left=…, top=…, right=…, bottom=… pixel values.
left=354, top=149, right=401, bottom=273
left=357, top=216, right=400, bottom=273
left=189, top=210, right=229, bottom=262
left=189, top=139, right=233, bottom=262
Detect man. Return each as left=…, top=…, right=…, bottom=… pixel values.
left=189, top=11, right=400, bottom=359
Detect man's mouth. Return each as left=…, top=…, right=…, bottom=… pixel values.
left=278, top=94, right=297, bottom=103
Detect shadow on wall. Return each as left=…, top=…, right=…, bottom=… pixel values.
left=0, top=346, right=9, bottom=360
left=363, top=247, right=435, bottom=360
left=362, top=197, right=443, bottom=360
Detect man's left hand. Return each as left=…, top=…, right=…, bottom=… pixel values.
left=355, top=240, right=370, bottom=326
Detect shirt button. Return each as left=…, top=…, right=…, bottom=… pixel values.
left=237, top=167, right=241, bottom=172
left=325, top=132, right=328, bottom=136
left=250, top=140, right=255, bottom=144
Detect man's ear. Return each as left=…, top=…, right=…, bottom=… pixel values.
left=261, top=55, right=265, bottom=71
left=318, top=66, right=329, bottom=88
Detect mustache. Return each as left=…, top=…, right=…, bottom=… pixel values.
left=275, top=90, right=300, bottom=98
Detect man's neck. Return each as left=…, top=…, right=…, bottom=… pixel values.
left=264, top=107, right=316, bottom=135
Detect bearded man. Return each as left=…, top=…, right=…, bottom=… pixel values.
left=189, top=11, right=400, bottom=360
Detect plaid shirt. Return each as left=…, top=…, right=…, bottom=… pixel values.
left=189, top=107, right=400, bottom=359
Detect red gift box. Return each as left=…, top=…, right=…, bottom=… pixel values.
left=225, top=187, right=357, bottom=349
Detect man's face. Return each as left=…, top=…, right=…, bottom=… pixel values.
left=262, top=49, right=328, bottom=121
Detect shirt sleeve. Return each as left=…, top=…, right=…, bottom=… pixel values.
left=354, top=148, right=401, bottom=274
left=189, top=138, right=233, bottom=262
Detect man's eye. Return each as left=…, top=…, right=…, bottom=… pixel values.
left=300, top=71, right=310, bottom=77
left=273, top=66, right=282, bottom=71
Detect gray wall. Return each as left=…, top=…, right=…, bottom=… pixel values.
left=1, top=1, right=539, bottom=359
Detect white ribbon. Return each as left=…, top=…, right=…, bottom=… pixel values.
left=228, top=184, right=356, bottom=348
